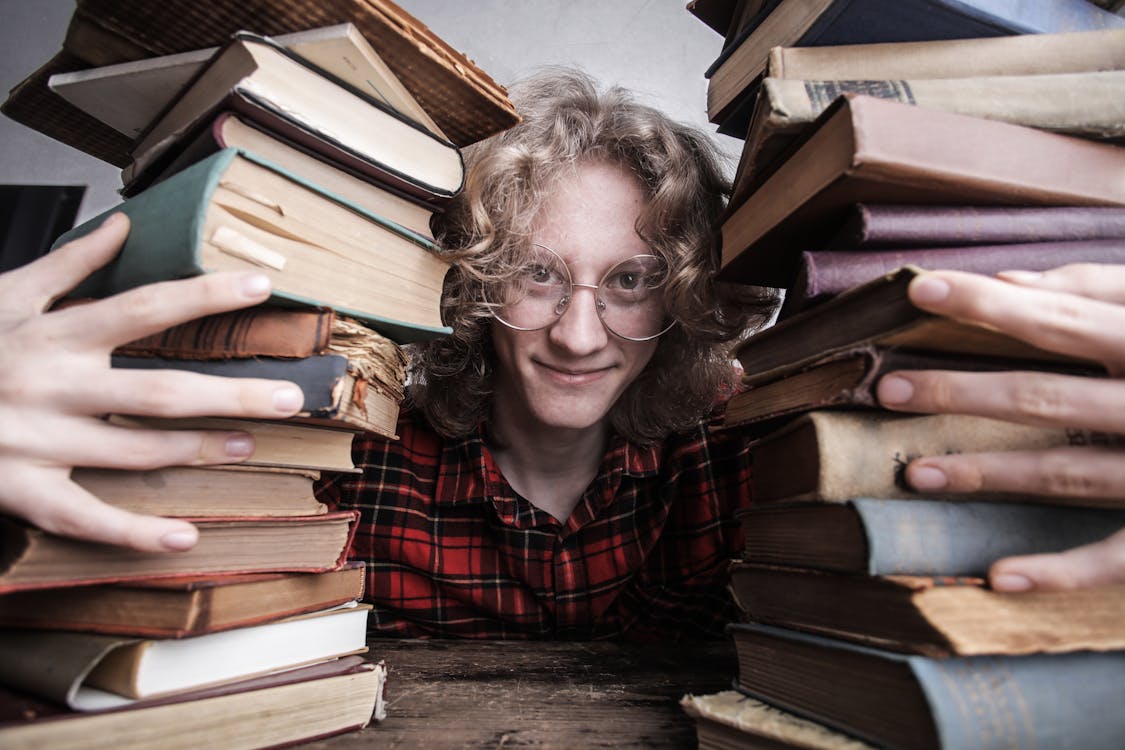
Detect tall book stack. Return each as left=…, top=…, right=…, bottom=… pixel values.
left=0, top=10, right=514, bottom=748
left=680, top=4, right=1125, bottom=748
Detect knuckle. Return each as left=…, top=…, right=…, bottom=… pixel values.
left=1038, top=453, right=1100, bottom=496
left=118, top=285, right=168, bottom=323
left=1009, top=380, right=1069, bottom=423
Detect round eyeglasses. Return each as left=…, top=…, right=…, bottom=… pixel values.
left=485, top=243, right=675, bottom=342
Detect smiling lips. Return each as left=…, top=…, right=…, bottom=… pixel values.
left=535, top=360, right=614, bottom=385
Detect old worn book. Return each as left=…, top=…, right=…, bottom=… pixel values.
left=0, top=511, right=358, bottom=594
left=128, top=112, right=435, bottom=237
left=124, top=33, right=464, bottom=203
left=0, top=656, right=386, bottom=750
left=737, top=498, right=1125, bottom=573
left=720, top=95, right=1125, bottom=286
left=0, top=563, right=365, bottom=638
left=1, top=0, right=517, bottom=167
left=53, top=148, right=452, bottom=343
left=682, top=690, right=877, bottom=750
left=0, top=604, right=370, bottom=708
left=721, top=347, right=1100, bottom=429
left=825, top=204, right=1125, bottom=250
left=705, top=0, right=1125, bottom=131
left=783, top=239, right=1125, bottom=316
left=48, top=23, right=445, bottom=141
left=732, top=266, right=1101, bottom=384
left=111, top=353, right=402, bottom=437
left=749, top=411, right=1124, bottom=505
left=70, top=465, right=324, bottom=517
left=107, top=416, right=359, bottom=473
left=729, top=563, right=1125, bottom=657
left=731, top=71, right=1125, bottom=202
left=729, top=623, right=1125, bottom=750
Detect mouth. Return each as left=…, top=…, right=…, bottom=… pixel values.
left=535, top=360, right=614, bottom=385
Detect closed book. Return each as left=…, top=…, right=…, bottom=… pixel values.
left=0, top=563, right=365, bottom=638
left=720, top=94, right=1125, bottom=286
left=784, top=239, right=1125, bottom=316
left=738, top=498, right=1125, bottom=574
left=124, top=33, right=464, bottom=203
left=0, top=656, right=386, bottom=750
left=705, top=0, right=1125, bottom=131
left=749, top=411, right=1124, bottom=506
left=732, top=266, right=1102, bottom=385
left=682, top=689, right=877, bottom=750
left=111, top=353, right=401, bottom=437
left=107, top=416, right=359, bottom=473
left=0, top=510, right=359, bottom=594
left=0, top=605, right=370, bottom=709
left=70, top=465, right=325, bottom=517
left=729, top=563, right=1125, bottom=657
left=720, top=347, right=1100, bottom=429
left=53, top=148, right=452, bottom=343
left=48, top=22, right=445, bottom=141
left=826, top=204, right=1125, bottom=250
left=732, top=71, right=1125, bottom=202
left=129, top=112, right=436, bottom=238
left=729, top=622, right=1125, bottom=750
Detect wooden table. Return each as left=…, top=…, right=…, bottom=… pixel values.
left=321, top=638, right=736, bottom=749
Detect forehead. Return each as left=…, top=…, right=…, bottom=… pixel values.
left=531, top=161, right=651, bottom=269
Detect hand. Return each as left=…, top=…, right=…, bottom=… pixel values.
left=0, top=213, right=305, bottom=552
left=875, top=264, right=1125, bottom=592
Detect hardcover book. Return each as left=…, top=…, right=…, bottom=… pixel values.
left=729, top=563, right=1125, bottom=657
left=52, top=148, right=452, bottom=343
left=719, top=95, right=1125, bottom=286
left=728, top=622, right=1125, bottom=750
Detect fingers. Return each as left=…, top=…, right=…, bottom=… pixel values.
left=0, top=213, right=131, bottom=314
left=906, top=270, right=1125, bottom=371
left=46, top=270, right=274, bottom=350
left=989, top=527, right=1125, bottom=592
left=4, top=464, right=199, bottom=553
left=997, top=263, right=1125, bottom=305
left=902, top=446, right=1125, bottom=502
left=877, top=369, right=1125, bottom=433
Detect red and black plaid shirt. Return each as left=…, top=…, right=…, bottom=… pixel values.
left=315, top=407, right=752, bottom=640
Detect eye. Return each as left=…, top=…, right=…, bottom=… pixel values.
left=525, top=263, right=565, bottom=286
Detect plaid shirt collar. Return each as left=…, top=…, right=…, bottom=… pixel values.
left=434, top=422, right=663, bottom=532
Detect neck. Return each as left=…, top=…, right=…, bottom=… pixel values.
left=487, top=406, right=609, bottom=523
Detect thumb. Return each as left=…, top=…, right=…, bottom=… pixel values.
left=989, top=526, right=1125, bottom=592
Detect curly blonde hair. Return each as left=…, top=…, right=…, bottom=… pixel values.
left=410, top=68, right=773, bottom=442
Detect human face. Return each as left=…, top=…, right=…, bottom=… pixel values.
left=490, top=161, right=660, bottom=438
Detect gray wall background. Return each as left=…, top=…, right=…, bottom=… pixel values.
left=0, top=0, right=737, bottom=225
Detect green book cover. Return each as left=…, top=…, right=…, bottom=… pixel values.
left=54, top=148, right=452, bottom=343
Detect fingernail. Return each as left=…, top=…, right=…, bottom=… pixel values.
left=224, top=435, right=254, bottom=457
left=878, top=375, right=915, bottom=405
left=908, top=465, right=948, bottom=491
left=911, top=276, right=952, bottom=305
left=240, top=273, right=271, bottom=298
left=160, top=529, right=198, bottom=551
left=992, top=573, right=1034, bottom=592
left=272, top=386, right=303, bottom=413
left=996, top=270, right=1042, bottom=284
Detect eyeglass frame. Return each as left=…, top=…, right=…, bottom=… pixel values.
left=485, top=243, right=676, bottom=342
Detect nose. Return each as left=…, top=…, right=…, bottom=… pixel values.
left=548, top=283, right=609, bottom=356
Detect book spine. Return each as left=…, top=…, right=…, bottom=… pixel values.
left=787, top=239, right=1125, bottom=313
left=852, top=498, right=1125, bottom=576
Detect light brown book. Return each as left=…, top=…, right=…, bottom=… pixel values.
left=731, top=70, right=1125, bottom=204
left=0, top=656, right=386, bottom=750
left=107, top=416, right=359, bottom=473
left=729, top=563, right=1125, bottom=657
left=0, top=511, right=358, bottom=594
left=720, top=94, right=1125, bottom=286
left=71, top=465, right=325, bottom=517
left=749, top=410, right=1124, bottom=506
left=0, top=563, right=365, bottom=638
left=682, top=690, right=877, bottom=750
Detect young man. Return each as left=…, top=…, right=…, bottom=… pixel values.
left=1, top=72, right=1122, bottom=639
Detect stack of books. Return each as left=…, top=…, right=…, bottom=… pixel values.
left=680, top=3, right=1125, bottom=748
left=0, top=8, right=514, bottom=747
